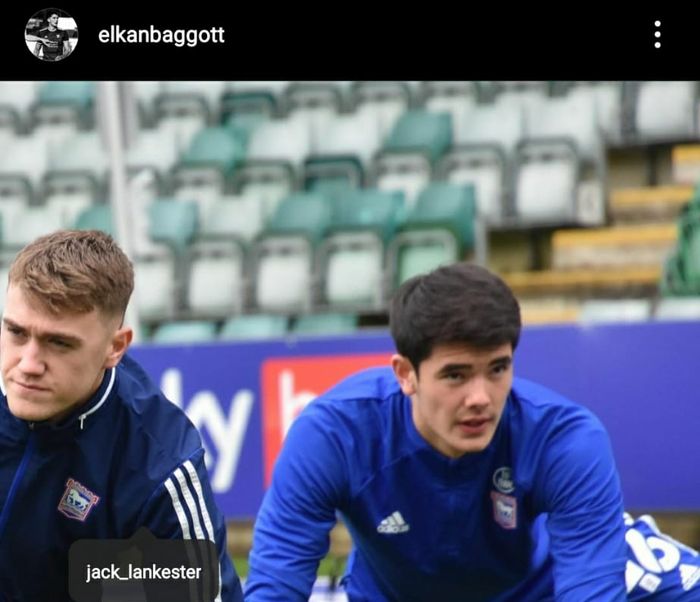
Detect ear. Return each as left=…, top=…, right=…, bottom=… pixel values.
left=104, top=326, right=133, bottom=369
left=391, top=354, right=418, bottom=396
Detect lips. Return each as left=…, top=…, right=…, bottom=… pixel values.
left=13, top=381, right=48, bottom=392
left=460, top=417, right=491, bottom=427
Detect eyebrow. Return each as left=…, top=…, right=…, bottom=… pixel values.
left=3, top=317, right=83, bottom=346
left=437, top=356, right=512, bottom=373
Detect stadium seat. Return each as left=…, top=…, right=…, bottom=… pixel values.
left=31, top=81, right=95, bottom=146
left=219, top=314, right=288, bottom=340
left=129, top=81, right=163, bottom=126
left=171, top=126, right=246, bottom=218
left=420, top=81, right=478, bottom=135
left=252, top=192, right=332, bottom=312
left=351, top=81, right=413, bottom=140
left=225, top=113, right=267, bottom=147
left=303, top=110, right=383, bottom=191
left=2, top=205, right=63, bottom=252
left=152, top=82, right=222, bottom=153
left=0, top=263, right=10, bottom=312
left=74, top=203, right=114, bottom=235
left=454, top=99, right=525, bottom=155
left=654, top=297, right=700, bottom=321
left=568, top=82, right=623, bottom=144
left=198, top=194, right=266, bottom=245
left=132, top=253, right=180, bottom=321
left=437, top=144, right=508, bottom=224
left=220, top=81, right=290, bottom=119
left=489, top=81, right=549, bottom=113
left=578, top=299, right=653, bottom=324
left=524, top=93, right=604, bottom=165
left=291, top=313, right=359, bottom=336
left=147, top=199, right=199, bottom=253
left=387, top=182, right=477, bottom=287
left=319, top=189, right=405, bottom=309
left=232, top=116, right=312, bottom=220
left=185, top=239, right=246, bottom=319
left=151, top=320, right=219, bottom=344
left=126, top=127, right=182, bottom=193
left=513, top=139, right=581, bottom=224
left=0, top=134, right=50, bottom=208
left=373, top=110, right=453, bottom=208
left=0, top=82, right=38, bottom=140
left=631, top=81, right=697, bottom=143
left=283, top=82, right=344, bottom=153
left=43, top=131, right=107, bottom=224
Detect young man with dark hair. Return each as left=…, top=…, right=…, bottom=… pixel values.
left=0, top=230, right=243, bottom=601
left=33, top=12, right=71, bottom=61
left=246, top=262, right=700, bottom=601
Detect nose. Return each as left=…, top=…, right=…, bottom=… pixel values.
left=463, top=375, right=491, bottom=410
left=18, top=340, right=46, bottom=376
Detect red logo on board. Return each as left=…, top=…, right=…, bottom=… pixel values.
left=261, top=353, right=391, bottom=486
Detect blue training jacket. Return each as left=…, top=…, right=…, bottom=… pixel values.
left=0, top=354, right=242, bottom=602
left=246, top=366, right=628, bottom=601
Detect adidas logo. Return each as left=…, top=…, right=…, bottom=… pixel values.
left=680, top=564, right=700, bottom=591
left=377, top=511, right=410, bottom=534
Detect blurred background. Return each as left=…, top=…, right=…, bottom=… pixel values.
left=0, top=80, right=698, bottom=590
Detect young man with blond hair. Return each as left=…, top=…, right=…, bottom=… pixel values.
left=0, top=229, right=242, bottom=601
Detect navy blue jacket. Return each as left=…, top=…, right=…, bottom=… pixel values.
left=0, top=354, right=242, bottom=601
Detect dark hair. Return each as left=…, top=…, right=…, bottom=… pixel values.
left=389, top=262, right=521, bottom=373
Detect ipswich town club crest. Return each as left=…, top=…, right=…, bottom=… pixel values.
left=58, top=478, right=100, bottom=521
left=491, top=491, right=517, bottom=529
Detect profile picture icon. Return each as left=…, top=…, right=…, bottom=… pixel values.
left=25, top=8, right=78, bottom=62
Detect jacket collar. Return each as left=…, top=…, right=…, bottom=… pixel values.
left=0, top=367, right=117, bottom=434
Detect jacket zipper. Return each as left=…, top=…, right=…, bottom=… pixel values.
left=0, top=431, right=35, bottom=541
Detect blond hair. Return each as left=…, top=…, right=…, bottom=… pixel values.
left=8, top=229, right=134, bottom=319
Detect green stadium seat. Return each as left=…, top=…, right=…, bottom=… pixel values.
left=32, top=82, right=94, bottom=139
left=147, top=199, right=199, bottom=253
left=151, top=320, right=218, bottom=344
left=263, top=192, right=332, bottom=244
left=179, top=127, right=246, bottom=173
left=291, top=313, right=359, bottom=336
left=220, top=81, right=289, bottom=119
left=397, top=244, right=457, bottom=284
left=225, top=114, right=267, bottom=147
left=383, top=110, right=453, bottom=162
left=171, top=126, right=248, bottom=219
left=253, top=192, right=332, bottom=312
left=318, top=189, right=405, bottom=309
left=74, top=204, right=113, bottom=235
left=387, top=182, right=477, bottom=288
left=403, top=182, right=476, bottom=247
left=219, top=314, right=288, bottom=340
left=373, top=110, right=453, bottom=208
left=36, top=81, right=95, bottom=110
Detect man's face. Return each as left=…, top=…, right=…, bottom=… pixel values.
left=393, top=342, right=513, bottom=458
left=48, top=14, right=59, bottom=28
left=1, top=284, right=131, bottom=423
